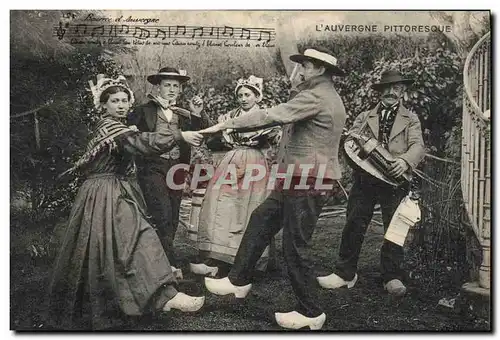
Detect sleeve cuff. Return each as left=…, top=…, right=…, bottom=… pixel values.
left=398, top=156, right=414, bottom=170
left=173, top=129, right=183, bottom=142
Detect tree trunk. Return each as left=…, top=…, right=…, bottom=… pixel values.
left=275, top=22, right=300, bottom=78
left=429, top=11, right=488, bottom=58
left=31, top=112, right=41, bottom=214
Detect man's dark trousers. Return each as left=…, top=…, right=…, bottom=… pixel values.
left=137, top=158, right=184, bottom=267
left=335, top=171, right=409, bottom=284
left=228, top=181, right=332, bottom=318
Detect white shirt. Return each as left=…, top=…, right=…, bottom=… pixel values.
left=160, top=107, right=173, bottom=122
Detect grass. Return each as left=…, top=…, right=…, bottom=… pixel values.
left=10, top=201, right=490, bottom=331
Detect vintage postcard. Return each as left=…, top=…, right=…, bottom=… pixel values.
left=10, top=10, right=491, bottom=331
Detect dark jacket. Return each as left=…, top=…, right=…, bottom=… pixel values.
left=349, top=102, right=425, bottom=170
left=127, top=100, right=213, bottom=171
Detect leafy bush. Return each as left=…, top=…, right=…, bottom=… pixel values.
left=301, top=34, right=428, bottom=74
left=11, top=31, right=466, bottom=270
left=336, top=47, right=463, bottom=155
left=11, top=52, right=124, bottom=220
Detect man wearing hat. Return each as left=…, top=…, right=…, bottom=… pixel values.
left=317, top=69, right=425, bottom=297
left=128, top=67, right=213, bottom=276
left=198, top=48, right=347, bottom=330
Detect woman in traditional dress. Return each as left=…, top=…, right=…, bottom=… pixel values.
left=190, top=76, right=280, bottom=277
left=48, top=75, right=205, bottom=330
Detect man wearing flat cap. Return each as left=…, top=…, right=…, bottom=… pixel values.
left=317, top=69, right=425, bottom=297
left=128, top=67, right=213, bottom=276
left=199, top=47, right=347, bottom=330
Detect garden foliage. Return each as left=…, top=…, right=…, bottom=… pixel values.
left=11, top=29, right=466, bottom=271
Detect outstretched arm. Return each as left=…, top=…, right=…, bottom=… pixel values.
left=200, top=89, right=320, bottom=134
left=120, top=127, right=203, bottom=155
left=120, top=128, right=183, bottom=156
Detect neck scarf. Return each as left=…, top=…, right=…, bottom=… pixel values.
left=379, top=102, right=399, bottom=121
left=378, top=102, right=400, bottom=146
left=148, top=94, right=176, bottom=110
left=58, top=117, right=135, bottom=179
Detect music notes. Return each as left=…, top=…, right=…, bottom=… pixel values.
left=54, top=23, right=276, bottom=45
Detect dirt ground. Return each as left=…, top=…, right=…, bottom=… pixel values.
left=10, top=210, right=491, bottom=332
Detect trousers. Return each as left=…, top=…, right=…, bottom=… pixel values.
left=137, top=159, right=184, bottom=267
left=335, top=172, right=409, bottom=283
left=228, top=181, right=333, bottom=317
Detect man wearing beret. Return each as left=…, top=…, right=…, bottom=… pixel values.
left=199, top=48, right=347, bottom=330
left=317, top=69, right=425, bottom=297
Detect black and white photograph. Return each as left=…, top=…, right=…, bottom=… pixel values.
left=8, top=9, right=491, bottom=331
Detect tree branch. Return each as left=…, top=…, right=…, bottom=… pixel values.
left=10, top=102, right=52, bottom=119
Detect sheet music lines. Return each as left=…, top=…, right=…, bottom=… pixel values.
left=54, top=23, right=276, bottom=42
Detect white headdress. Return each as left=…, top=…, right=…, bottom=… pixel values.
left=235, top=75, right=264, bottom=102
left=89, top=74, right=135, bottom=110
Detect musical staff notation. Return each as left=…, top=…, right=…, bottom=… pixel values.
left=54, top=23, right=276, bottom=42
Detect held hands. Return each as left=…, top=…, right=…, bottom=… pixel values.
left=184, top=121, right=229, bottom=147
left=181, top=131, right=204, bottom=147
left=189, top=95, right=204, bottom=117
left=388, top=158, right=409, bottom=178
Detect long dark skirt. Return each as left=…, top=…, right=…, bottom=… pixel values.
left=48, top=174, right=176, bottom=330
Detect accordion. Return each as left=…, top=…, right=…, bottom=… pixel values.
left=344, top=132, right=412, bottom=187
